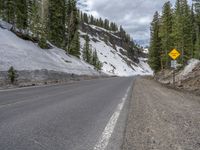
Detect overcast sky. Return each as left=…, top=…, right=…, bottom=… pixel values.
left=78, top=0, right=192, bottom=45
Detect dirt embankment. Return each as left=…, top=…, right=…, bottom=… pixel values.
left=123, top=77, right=200, bottom=150
left=0, top=70, right=106, bottom=89
left=156, top=60, right=200, bottom=96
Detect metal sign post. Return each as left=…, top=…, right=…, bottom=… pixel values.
left=171, top=60, right=177, bottom=87
left=169, top=49, right=180, bottom=86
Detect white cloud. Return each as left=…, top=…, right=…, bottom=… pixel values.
left=78, top=0, right=192, bottom=45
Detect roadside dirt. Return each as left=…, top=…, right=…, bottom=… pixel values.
left=123, top=77, right=200, bottom=150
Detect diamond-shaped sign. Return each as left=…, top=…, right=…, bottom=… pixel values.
left=169, top=49, right=181, bottom=60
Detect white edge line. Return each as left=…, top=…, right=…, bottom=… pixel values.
left=93, top=86, right=131, bottom=150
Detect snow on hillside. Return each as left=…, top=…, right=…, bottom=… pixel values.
left=181, top=59, right=200, bottom=77
left=80, top=30, right=153, bottom=76
left=177, top=59, right=200, bottom=80
left=0, top=27, right=99, bottom=76
left=0, top=19, right=153, bottom=77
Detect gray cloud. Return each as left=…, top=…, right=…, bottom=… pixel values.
left=78, top=0, right=192, bottom=45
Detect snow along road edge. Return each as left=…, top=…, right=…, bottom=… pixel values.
left=93, top=85, right=132, bottom=150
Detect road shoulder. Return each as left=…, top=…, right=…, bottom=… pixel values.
left=122, top=77, right=200, bottom=150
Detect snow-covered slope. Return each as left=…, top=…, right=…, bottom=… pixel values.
left=0, top=20, right=153, bottom=77
left=80, top=29, right=153, bottom=76
left=0, top=27, right=98, bottom=76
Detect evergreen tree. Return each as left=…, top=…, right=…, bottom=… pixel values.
left=8, top=66, right=17, bottom=84
left=0, top=0, right=3, bottom=18
left=48, top=0, right=66, bottom=48
left=96, top=61, right=102, bottom=71
left=16, top=0, right=28, bottom=30
left=4, top=0, right=16, bottom=24
left=0, top=0, right=6, bottom=20
left=83, top=13, right=88, bottom=23
left=83, top=35, right=92, bottom=63
left=193, top=0, right=200, bottom=58
left=69, top=31, right=80, bottom=58
left=160, top=1, right=173, bottom=69
left=104, top=19, right=110, bottom=30
left=191, top=5, right=197, bottom=58
left=92, top=50, right=98, bottom=67
left=173, top=0, right=193, bottom=63
left=66, top=0, right=80, bottom=57
left=149, top=11, right=162, bottom=72
left=28, top=0, right=40, bottom=36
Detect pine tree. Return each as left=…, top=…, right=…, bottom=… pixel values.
left=0, top=0, right=3, bottom=18
left=149, top=11, right=162, bottom=72
left=28, top=0, right=39, bottom=36
left=96, top=61, right=102, bottom=71
left=92, top=50, right=98, bottom=67
left=66, top=0, right=80, bottom=57
left=4, top=0, right=16, bottom=24
left=8, top=66, right=17, bottom=84
left=69, top=31, right=80, bottom=58
left=104, top=19, right=110, bottom=30
left=182, top=0, right=193, bottom=61
left=191, top=5, right=197, bottom=58
left=16, top=0, right=28, bottom=30
left=83, top=35, right=92, bottom=63
left=83, top=13, right=88, bottom=23
left=0, top=0, right=6, bottom=20
left=160, top=1, right=173, bottom=69
left=193, top=0, right=200, bottom=59
left=173, top=0, right=193, bottom=64
left=48, top=0, right=66, bottom=48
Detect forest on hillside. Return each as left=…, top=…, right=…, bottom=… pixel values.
left=149, top=0, right=200, bottom=72
left=0, top=0, right=142, bottom=71
left=0, top=0, right=80, bottom=57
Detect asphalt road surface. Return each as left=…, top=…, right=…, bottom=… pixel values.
left=0, top=77, right=133, bottom=150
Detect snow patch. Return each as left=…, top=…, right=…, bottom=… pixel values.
left=0, top=27, right=99, bottom=76
left=180, top=59, right=200, bottom=77
left=80, top=31, right=153, bottom=76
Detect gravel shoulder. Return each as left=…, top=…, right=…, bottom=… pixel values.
left=123, top=77, right=200, bottom=150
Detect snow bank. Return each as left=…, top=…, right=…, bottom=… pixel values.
left=0, top=27, right=99, bottom=76
left=0, top=20, right=12, bottom=30
left=181, top=59, right=200, bottom=77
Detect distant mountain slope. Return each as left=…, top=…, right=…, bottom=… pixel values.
left=0, top=23, right=99, bottom=76
left=80, top=23, right=153, bottom=76
left=0, top=20, right=153, bottom=77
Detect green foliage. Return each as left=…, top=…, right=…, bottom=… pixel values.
left=38, top=36, right=48, bottom=49
left=83, top=35, right=92, bottom=63
left=149, top=11, right=161, bottom=72
left=48, top=0, right=66, bottom=48
left=80, top=11, right=119, bottom=32
left=92, top=50, right=102, bottom=70
left=150, top=0, right=200, bottom=72
left=69, top=31, right=80, bottom=58
left=16, top=0, right=28, bottom=29
left=0, top=0, right=3, bottom=18
left=83, top=35, right=102, bottom=70
left=4, top=0, right=15, bottom=24
left=8, top=66, right=17, bottom=84
left=160, top=1, right=173, bottom=68
left=66, top=0, right=80, bottom=57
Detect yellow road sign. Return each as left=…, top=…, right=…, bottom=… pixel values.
left=169, top=49, right=180, bottom=60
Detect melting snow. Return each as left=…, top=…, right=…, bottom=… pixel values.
left=0, top=27, right=99, bottom=75
left=80, top=31, right=153, bottom=76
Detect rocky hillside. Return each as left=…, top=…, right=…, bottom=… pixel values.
left=79, top=22, right=152, bottom=76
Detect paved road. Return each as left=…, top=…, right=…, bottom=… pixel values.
left=0, top=77, right=133, bottom=150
